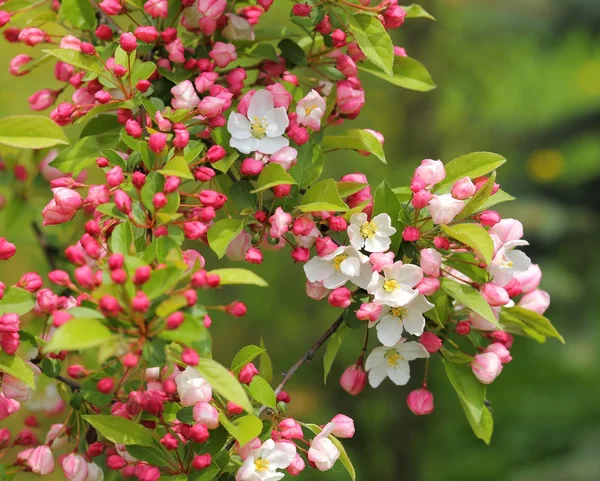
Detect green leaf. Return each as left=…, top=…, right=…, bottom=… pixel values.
left=0, top=115, right=69, bottom=149
left=155, top=296, right=188, bottom=318
left=127, top=442, right=173, bottom=467
left=51, top=133, right=119, bottom=175
left=0, top=352, right=36, bottom=388
left=303, top=423, right=356, bottom=481
left=43, top=48, right=105, bottom=73
left=459, top=171, right=497, bottom=219
left=372, top=180, right=404, bottom=251
left=67, top=306, right=105, bottom=319
left=230, top=345, right=265, bottom=374
left=290, top=142, right=324, bottom=188
left=298, top=179, right=348, bottom=212
left=212, top=151, right=239, bottom=174
left=359, top=56, right=436, bottom=92
left=207, top=219, right=244, bottom=259
left=0, top=287, right=34, bottom=315
left=424, top=290, right=449, bottom=327
left=250, top=163, right=296, bottom=193
left=229, top=181, right=257, bottom=211
left=245, top=43, right=279, bottom=62
left=440, top=278, right=499, bottom=327
left=219, top=414, right=263, bottom=447
left=403, top=3, right=436, bottom=20
left=259, top=338, right=273, bottom=384
left=247, top=376, right=276, bottom=408
left=278, top=39, right=308, bottom=67
left=206, top=268, right=267, bottom=287
left=436, top=152, right=506, bottom=190
left=323, top=324, right=348, bottom=384
left=460, top=399, right=493, bottom=444
left=348, top=14, right=394, bottom=76
left=441, top=357, right=485, bottom=423
left=480, top=189, right=515, bottom=210
left=58, top=0, right=97, bottom=30
left=158, top=155, right=194, bottom=179
left=323, top=129, right=386, bottom=163
left=45, top=318, right=114, bottom=352
left=82, top=415, right=154, bottom=446
left=132, top=61, right=156, bottom=84
left=337, top=181, right=368, bottom=198
left=441, top=223, right=494, bottom=265
left=196, top=358, right=253, bottom=413
left=110, top=222, right=133, bottom=255
left=501, top=306, right=564, bottom=344
left=142, top=267, right=185, bottom=299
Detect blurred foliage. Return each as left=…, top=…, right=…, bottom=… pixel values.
left=1, top=0, right=599, bottom=480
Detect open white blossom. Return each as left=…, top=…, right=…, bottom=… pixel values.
left=365, top=339, right=430, bottom=388
left=488, top=240, right=531, bottom=286
left=367, top=261, right=423, bottom=307
left=347, top=213, right=396, bottom=253
left=307, top=422, right=340, bottom=471
left=235, top=439, right=296, bottom=481
left=370, top=295, right=434, bottom=346
left=304, top=246, right=374, bottom=290
left=228, top=90, right=289, bottom=154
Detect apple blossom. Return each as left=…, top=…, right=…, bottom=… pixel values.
left=368, top=261, right=423, bottom=307
left=307, top=423, right=340, bottom=471
left=175, top=367, right=213, bottom=406
left=370, top=295, right=434, bottom=345
left=296, top=89, right=326, bottom=130
left=365, top=339, right=430, bottom=387
left=428, top=194, right=465, bottom=225
left=347, top=213, right=396, bottom=252
left=235, top=439, right=296, bottom=481
left=304, top=246, right=374, bottom=290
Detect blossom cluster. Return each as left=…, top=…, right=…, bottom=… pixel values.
left=0, top=0, right=561, bottom=479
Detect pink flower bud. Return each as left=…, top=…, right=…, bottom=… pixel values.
left=287, top=453, right=305, bottom=476
left=144, top=0, right=168, bottom=18
left=481, top=282, right=510, bottom=307
left=149, top=133, right=167, bottom=153
left=95, top=25, right=113, bottom=41
left=238, top=363, right=258, bottom=384
left=328, top=287, right=351, bottom=308
left=290, top=246, right=308, bottom=263
left=471, top=352, right=503, bottom=384
left=192, top=454, right=212, bottom=470
left=484, top=342, right=512, bottom=364
left=356, top=302, right=381, bottom=322
left=330, top=414, right=355, bottom=438
left=106, top=454, right=126, bottom=470
left=315, top=236, right=337, bottom=257
left=420, top=332, right=442, bottom=353
left=206, top=145, right=226, bottom=163
left=225, top=301, right=246, bottom=317
left=518, top=289, right=550, bottom=315
left=339, top=364, right=367, bottom=396
left=199, top=190, right=227, bottom=209
left=292, top=3, right=311, bottom=16
left=209, top=42, right=237, bottom=68
left=433, top=236, right=450, bottom=250
left=456, top=320, right=471, bottom=335
left=27, top=445, right=54, bottom=475
left=132, top=291, right=150, bottom=313
left=0, top=238, right=16, bottom=260
left=419, top=248, right=441, bottom=277
left=106, top=166, right=124, bottom=187
left=125, top=119, right=142, bottom=138
left=134, top=266, right=151, bottom=285
left=119, top=32, right=137, bottom=52
left=451, top=177, right=477, bottom=199
left=244, top=247, right=263, bottom=265
left=100, top=295, right=121, bottom=317
left=114, top=190, right=132, bottom=214
left=193, top=402, right=219, bottom=429
left=268, top=207, right=292, bottom=239
left=240, top=157, right=263, bottom=176
left=402, top=226, right=420, bottom=242
left=189, top=423, right=209, bottom=443
left=198, top=0, right=226, bottom=18
left=514, top=264, right=542, bottom=294
left=270, top=146, right=298, bottom=170
left=18, top=272, right=43, bottom=292
left=407, top=388, right=434, bottom=415
left=412, top=189, right=432, bottom=209
left=166, top=311, right=184, bottom=330
left=28, top=89, right=58, bottom=111
left=97, top=378, right=115, bottom=393
left=160, top=433, right=179, bottom=450
left=9, top=54, right=32, bottom=76
left=336, top=77, right=364, bottom=117
left=306, top=280, right=329, bottom=300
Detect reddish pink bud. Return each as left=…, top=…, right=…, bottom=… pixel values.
left=152, top=193, right=167, bottom=210
left=279, top=418, right=303, bottom=439
left=451, top=177, right=477, bottom=200
left=488, top=331, right=514, bottom=349
left=18, top=272, right=43, bottom=292
left=183, top=221, right=208, bottom=240
left=407, top=388, right=434, bottom=415
left=315, top=236, right=337, bottom=257
left=292, top=3, right=311, bottom=16
left=478, top=210, right=501, bottom=227
left=97, top=377, right=115, bottom=393
left=504, top=278, right=522, bottom=298
left=125, top=119, right=142, bottom=138
left=182, top=347, right=199, bottom=365
left=471, top=352, right=503, bottom=384
left=189, top=423, right=209, bottom=443
left=199, top=190, right=227, bottom=209
left=292, top=217, right=314, bottom=236
left=160, top=433, right=179, bottom=450
left=328, top=287, right=352, bottom=308
left=28, top=88, right=58, bottom=111
left=67, top=365, right=87, bottom=379
left=80, top=42, right=96, bottom=55
left=402, top=226, right=420, bottom=242
left=106, top=166, right=124, bottom=187
left=0, top=238, right=16, bottom=260
left=331, top=29, right=346, bottom=48
left=356, top=302, right=381, bottom=322
left=163, top=176, right=180, bottom=194
left=96, top=157, right=109, bottom=168
left=48, top=270, right=71, bottom=286
left=132, top=291, right=150, bottom=313
left=166, top=311, right=184, bottom=330
left=227, top=401, right=244, bottom=415
left=273, top=184, right=291, bottom=198
left=225, top=301, right=247, bottom=317
left=340, top=364, right=367, bottom=396
left=287, top=124, right=309, bottom=144
left=95, top=24, right=113, bottom=41
left=100, top=295, right=121, bottom=317
left=134, top=266, right=151, bottom=285
left=119, top=32, right=137, bottom=52
left=106, top=454, right=126, bottom=470
left=136, top=80, right=151, bottom=92
left=420, top=332, right=442, bottom=353
left=110, top=268, right=127, bottom=284
left=148, top=133, right=167, bottom=153
left=131, top=172, right=146, bottom=189
left=291, top=246, right=309, bottom=263
left=192, top=453, right=212, bottom=470
left=114, top=190, right=132, bottom=214
left=484, top=342, right=512, bottom=364
left=36, top=288, right=60, bottom=314
left=240, top=157, right=263, bottom=176
left=238, top=363, right=258, bottom=384
left=456, top=320, right=471, bottom=335
left=244, top=247, right=263, bottom=265
left=112, top=64, right=127, bottom=77
left=328, top=215, right=347, bottom=232
left=194, top=166, right=216, bottom=182
left=433, top=236, right=450, bottom=250
left=206, top=145, right=226, bottom=163
left=481, top=282, right=509, bottom=307
left=412, top=189, right=432, bottom=209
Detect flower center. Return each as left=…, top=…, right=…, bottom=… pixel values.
left=360, top=221, right=378, bottom=239
left=305, top=104, right=316, bottom=115
left=391, top=306, right=407, bottom=319
left=383, top=279, right=400, bottom=292
left=385, top=349, right=404, bottom=367
left=254, top=458, right=270, bottom=472
left=250, top=116, right=267, bottom=139
left=332, top=254, right=348, bottom=271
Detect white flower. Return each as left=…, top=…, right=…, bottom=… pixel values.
left=235, top=439, right=296, bottom=481
left=304, top=246, right=374, bottom=290
left=370, top=295, right=434, bottom=346
left=365, top=339, right=430, bottom=388
left=296, top=89, right=326, bottom=130
left=307, top=422, right=340, bottom=471
left=347, top=213, right=396, bottom=253
left=487, top=240, right=531, bottom=286
left=228, top=90, right=289, bottom=154
left=367, top=261, right=423, bottom=307
left=427, top=194, right=464, bottom=225
left=175, top=366, right=212, bottom=406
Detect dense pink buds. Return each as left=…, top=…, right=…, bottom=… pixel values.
left=356, top=302, right=381, bottom=322
left=407, top=388, right=434, bottom=415
left=292, top=3, right=311, bottom=16
left=484, top=343, right=512, bottom=364
left=340, top=364, right=367, bottom=395
left=132, top=291, right=150, bottom=313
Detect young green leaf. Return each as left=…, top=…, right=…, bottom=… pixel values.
left=359, top=56, right=436, bottom=92
left=230, top=345, right=266, bottom=373
left=58, top=0, right=96, bottom=30
left=290, top=142, right=324, bottom=188
left=441, top=223, right=494, bottom=265
left=0, top=287, right=35, bottom=316
left=298, top=179, right=348, bottom=212
left=459, top=171, right=497, bottom=218
left=247, top=376, right=276, bottom=408
left=44, top=319, right=114, bottom=352
left=501, top=306, right=564, bottom=344
left=0, top=115, right=69, bottom=149
left=158, top=155, right=194, bottom=179
left=441, top=357, right=485, bottom=423
left=206, top=268, right=267, bottom=287
left=440, top=278, right=499, bottom=327
left=196, top=358, right=253, bottom=413
left=348, top=14, right=394, bottom=76
left=278, top=39, right=308, bottom=67
left=219, top=414, right=263, bottom=447
left=110, top=222, right=133, bottom=255
left=250, top=163, right=296, bottom=193
left=322, top=129, right=386, bottom=163
left=82, top=415, right=154, bottom=446
left=0, top=352, right=36, bottom=388
left=207, top=219, right=244, bottom=259
left=435, top=152, right=506, bottom=190
left=403, top=3, right=436, bottom=20
left=480, top=189, right=515, bottom=210
left=43, top=48, right=105, bottom=73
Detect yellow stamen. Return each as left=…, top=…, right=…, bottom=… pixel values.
left=383, top=279, right=400, bottom=292
left=254, top=458, right=269, bottom=472
left=360, top=221, right=378, bottom=239
left=385, top=350, right=404, bottom=367
left=391, top=307, right=407, bottom=319
left=250, top=116, right=267, bottom=139
left=332, top=254, right=348, bottom=271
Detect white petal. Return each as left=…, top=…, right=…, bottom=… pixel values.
left=256, top=136, right=289, bottom=155
left=227, top=112, right=252, bottom=139
left=304, top=257, right=334, bottom=282
left=267, top=442, right=296, bottom=469
left=376, top=318, right=404, bottom=347
left=387, top=361, right=410, bottom=385
left=409, top=295, right=435, bottom=314
left=367, top=364, right=388, bottom=388
left=322, top=271, right=348, bottom=289
left=353, top=267, right=377, bottom=290
left=365, top=346, right=385, bottom=371
left=248, top=89, right=274, bottom=119
left=393, top=264, right=423, bottom=288
left=230, top=136, right=259, bottom=154
left=347, top=224, right=364, bottom=250
left=402, top=311, right=425, bottom=336
left=508, top=250, right=531, bottom=272
left=364, top=235, right=390, bottom=253
left=340, top=257, right=361, bottom=277
left=264, top=107, right=289, bottom=137
left=350, top=212, right=368, bottom=226
left=398, top=341, right=430, bottom=361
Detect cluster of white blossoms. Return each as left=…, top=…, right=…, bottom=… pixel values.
left=304, top=213, right=431, bottom=389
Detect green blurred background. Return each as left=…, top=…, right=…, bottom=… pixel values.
left=2, top=0, right=599, bottom=480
